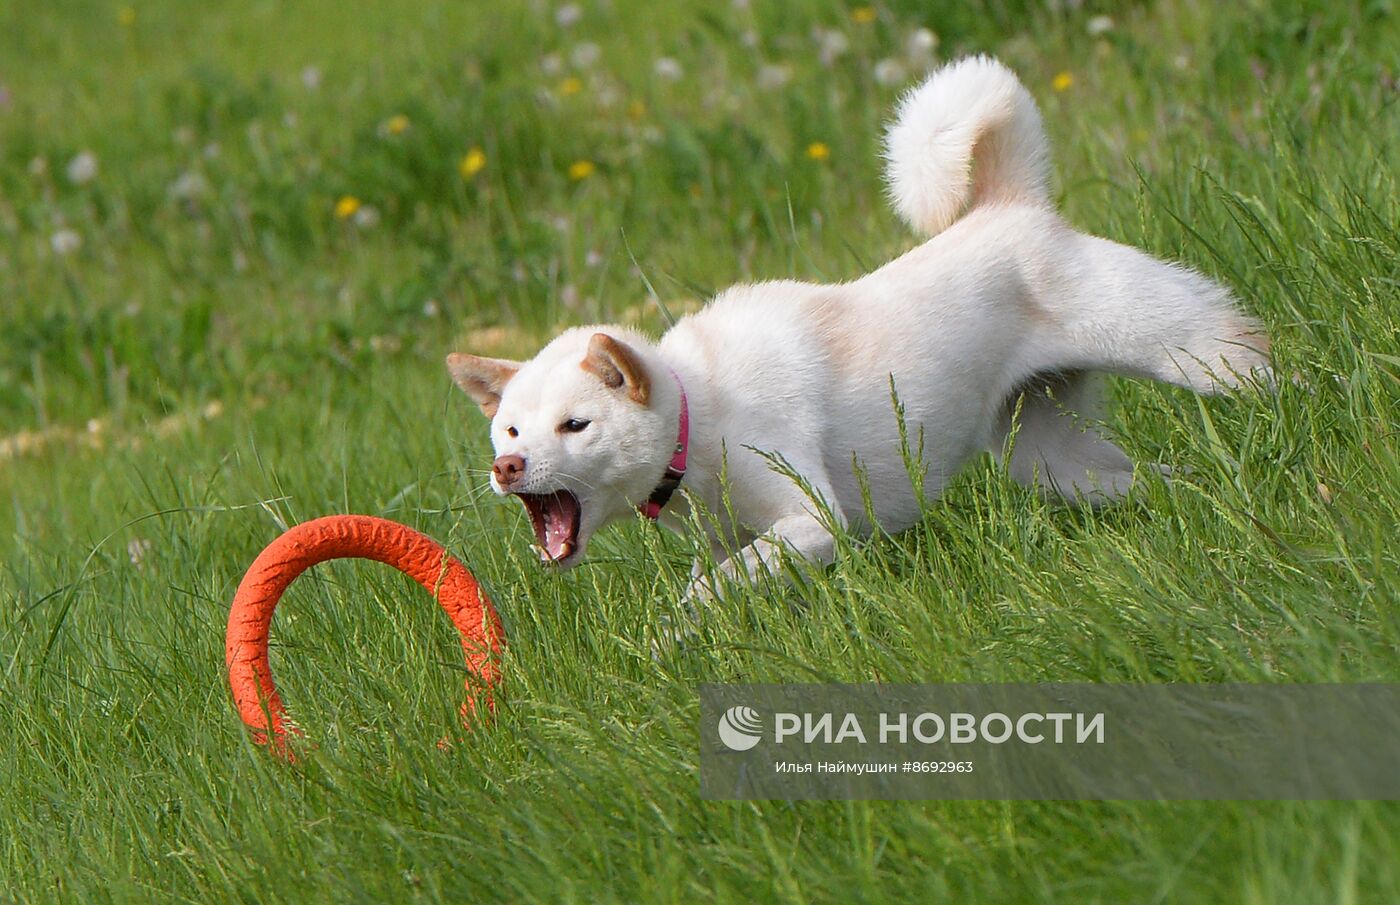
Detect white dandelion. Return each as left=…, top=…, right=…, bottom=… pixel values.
left=168, top=170, right=209, bottom=201
left=66, top=150, right=98, bottom=185
left=570, top=42, right=601, bottom=69
left=813, top=28, right=849, bottom=67
left=873, top=58, right=907, bottom=87
left=50, top=229, right=82, bottom=256
left=654, top=57, right=683, bottom=80
left=757, top=63, right=793, bottom=90
left=595, top=83, right=621, bottom=108
left=1087, top=15, right=1114, bottom=36
left=905, top=27, right=938, bottom=71
left=555, top=3, right=582, bottom=27
left=352, top=205, right=381, bottom=229
left=300, top=65, right=322, bottom=91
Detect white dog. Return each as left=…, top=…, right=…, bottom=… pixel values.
left=447, top=56, right=1269, bottom=601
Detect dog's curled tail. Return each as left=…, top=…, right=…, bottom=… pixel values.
left=884, top=55, right=1052, bottom=238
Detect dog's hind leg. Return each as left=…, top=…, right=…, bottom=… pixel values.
left=999, top=234, right=1272, bottom=505
left=1038, top=234, right=1272, bottom=394
left=995, top=371, right=1150, bottom=506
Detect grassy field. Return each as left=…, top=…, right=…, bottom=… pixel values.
left=3, top=0, right=1399, bottom=901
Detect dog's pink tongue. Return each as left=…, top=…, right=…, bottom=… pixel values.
left=542, top=493, right=578, bottom=560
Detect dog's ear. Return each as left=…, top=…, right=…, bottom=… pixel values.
left=581, top=333, right=650, bottom=405
left=446, top=353, right=520, bottom=419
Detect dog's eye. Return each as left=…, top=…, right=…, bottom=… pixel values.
left=559, top=418, right=591, bottom=434
left=506, top=426, right=519, bottom=438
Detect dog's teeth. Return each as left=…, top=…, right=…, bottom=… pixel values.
left=559, top=542, right=575, bottom=560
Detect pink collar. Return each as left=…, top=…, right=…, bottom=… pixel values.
left=638, top=370, right=689, bottom=520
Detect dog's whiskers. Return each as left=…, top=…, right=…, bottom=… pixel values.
left=553, top=470, right=603, bottom=494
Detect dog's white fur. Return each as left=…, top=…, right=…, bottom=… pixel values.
left=448, top=56, right=1270, bottom=600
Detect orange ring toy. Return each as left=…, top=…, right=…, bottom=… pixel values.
left=225, top=515, right=504, bottom=752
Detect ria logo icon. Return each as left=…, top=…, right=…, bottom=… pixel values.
left=717, top=705, right=763, bottom=751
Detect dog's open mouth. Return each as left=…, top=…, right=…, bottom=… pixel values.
left=516, top=490, right=582, bottom=564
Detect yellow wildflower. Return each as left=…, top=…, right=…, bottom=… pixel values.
left=334, top=196, right=361, bottom=219
left=806, top=141, right=831, bottom=161
left=460, top=147, right=487, bottom=178
left=568, top=160, right=596, bottom=181
left=851, top=6, right=877, bottom=24
left=627, top=99, right=647, bottom=121
left=384, top=113, right=411, bottom=135
left=1052, top=71, right=1073, bottom=92
left=118, top=6, right=136, bottom=26
left=560, top=77, right=584, bottom=97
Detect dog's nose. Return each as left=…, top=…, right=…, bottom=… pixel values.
left=492, top=454, right=526, bottom=489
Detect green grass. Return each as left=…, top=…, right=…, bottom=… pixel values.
left=3, top=0, right=1399, bottom=900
